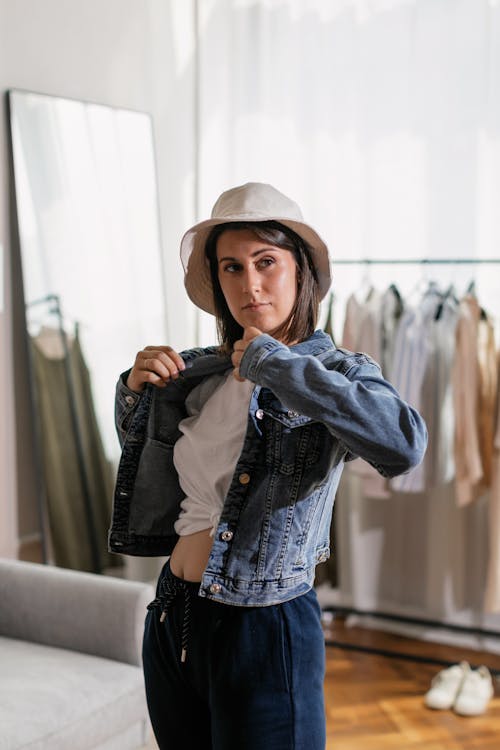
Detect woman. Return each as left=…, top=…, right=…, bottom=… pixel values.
left=109, top=182, right=427, bottom=750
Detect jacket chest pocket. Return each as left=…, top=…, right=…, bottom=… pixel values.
left=261, top=408, right=321, bottom=475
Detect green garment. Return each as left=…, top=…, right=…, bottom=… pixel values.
left=30, top=330, right=120, bottom=573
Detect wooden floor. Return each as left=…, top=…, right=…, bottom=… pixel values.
left=143, top=616, right=500, bottom=749
left=324, top=617, right=500, bottom=750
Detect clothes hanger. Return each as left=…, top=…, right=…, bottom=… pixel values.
left=28, top=307, right=80, bottom=359
left=357, top=260, right=375, bottom=302
left=434, top=284, right=459, bottom=321
left=405, top=260, right=436, bottom=305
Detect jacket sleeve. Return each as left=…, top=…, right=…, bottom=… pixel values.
left=114, top=370, right=143, bottom=448
left=239, top=334, right=428, bottom=479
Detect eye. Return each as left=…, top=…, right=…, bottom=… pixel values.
left=257, top=257, right=275, bottom=269
left=222, top=262, right=242, bottom=273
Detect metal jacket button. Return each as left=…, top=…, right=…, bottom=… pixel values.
left=221, top=530, right=233, bottom=541
left=255, top=409, right=264, bottom=420
left=287, top=410, right=299, bottom=418
left=125, top=395, right=136, bottom=406
left=239, top=473, right=250, bottom=485
left=209, top=583, right=222, bottom=594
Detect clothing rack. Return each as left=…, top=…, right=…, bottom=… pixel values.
left=322, top=257, right=500, bottom=674
left=26, top=293, right=101, bottom=574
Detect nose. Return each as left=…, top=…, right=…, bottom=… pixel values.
left=241, top=266, right=260, bottom=294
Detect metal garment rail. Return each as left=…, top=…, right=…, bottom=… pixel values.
left=26, top=293, right=101, bottom=574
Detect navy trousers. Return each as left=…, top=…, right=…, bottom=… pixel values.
left=142, top=562, right=326, bottom=750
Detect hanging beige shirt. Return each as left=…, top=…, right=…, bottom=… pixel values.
left=477, top=313, right=498, bottom=490
left=452, top=296, right=483, bottom=506
left=484, top=351, right=500, bottom=612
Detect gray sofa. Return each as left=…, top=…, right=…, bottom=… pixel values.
left=0, top=558, right=155, bottom=750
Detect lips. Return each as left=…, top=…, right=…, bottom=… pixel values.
left=243, top=302, right=270, bottom=311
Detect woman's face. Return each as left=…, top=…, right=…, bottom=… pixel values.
left=216, top=228, right=298, bottom=339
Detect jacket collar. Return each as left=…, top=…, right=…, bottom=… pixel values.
left=184, top=329, right=334, bottom=381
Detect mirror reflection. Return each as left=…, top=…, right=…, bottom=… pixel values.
left=9, top=89, right=166, bottom=573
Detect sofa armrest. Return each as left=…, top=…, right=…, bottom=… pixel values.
left=0, top=559, right=154, bottom=667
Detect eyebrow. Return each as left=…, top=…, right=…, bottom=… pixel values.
left=218, top=247, right=280, bottom=263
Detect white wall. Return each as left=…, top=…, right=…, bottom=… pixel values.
left=0, top=0, right=199, bottom=557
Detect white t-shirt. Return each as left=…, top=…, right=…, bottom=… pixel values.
left=173, top=370, right=254, bottom=537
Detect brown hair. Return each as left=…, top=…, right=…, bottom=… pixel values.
left=205, top=221, right=320, bottom=351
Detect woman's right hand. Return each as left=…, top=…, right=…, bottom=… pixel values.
left=126, top=346, right=186, bottom=392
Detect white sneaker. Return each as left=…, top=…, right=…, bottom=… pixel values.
left=424, top=661, right=470, bottom=710
left=453, top=666, right=494, bottom=716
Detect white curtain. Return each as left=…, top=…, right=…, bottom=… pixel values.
left=190, top=0, right=500, bottom=640
left=194, top=0, right=500, bottom=338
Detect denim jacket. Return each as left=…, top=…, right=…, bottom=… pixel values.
left=108, top=330, right=427, bottom=607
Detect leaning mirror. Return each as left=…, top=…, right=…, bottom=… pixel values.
left=8, top=89, right=166, bottom=574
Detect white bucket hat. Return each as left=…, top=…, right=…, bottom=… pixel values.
left=180, top=182, right=332, bottom=314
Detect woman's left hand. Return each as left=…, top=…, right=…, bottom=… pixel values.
left=232, top=327, right=262, bottom=381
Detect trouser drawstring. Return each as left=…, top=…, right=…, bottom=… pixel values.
left=147, top=573, right=192, bottom=663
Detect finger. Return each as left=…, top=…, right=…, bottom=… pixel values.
left=143, top=357, right=178, bottom=381
left=232, top=367, right=245, bottom=383
left=141, top=371, right=167, bottom=387
left=243, top=326, right=262, bottom=340
left=141, top=351, right=182, bottom=380
left=231, top=350, right=242, bottom=369
left=144, top=345, right=186, bottom=372
left=127, top=367, right=166, bottom=392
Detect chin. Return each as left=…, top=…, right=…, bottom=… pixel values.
left=240, top=315, right=273, bottom=331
